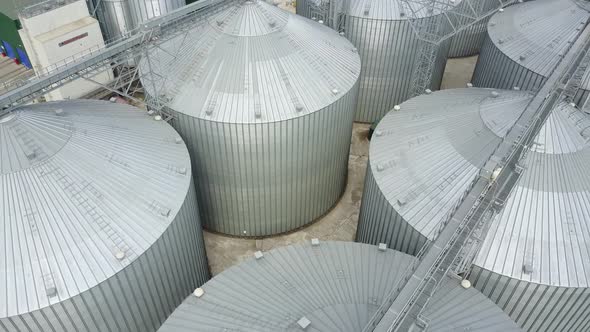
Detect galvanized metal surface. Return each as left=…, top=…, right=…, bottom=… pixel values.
left=421, top=275, right=521, bottom=331
left=157, top=241, right=518, bottom=331
left=295, top=0, right=343, bottom=29
left=357, top=88, right=532, bottom=255
left=159, top=242, right=417, bottom=332
left=472, top=0, right=590, bottom=101
left=0, top=100, right=209, bottom=331
left=345, top=0, right=459, bottom=123
left=447, top=0, right=499, bottom=58
left=93, top=0, right=135, bottom=41
left=94, top=0, right=185, bottom=42
left=141, top=0, right=361, bottom=237
left=471, top=102, right=590, bottom=331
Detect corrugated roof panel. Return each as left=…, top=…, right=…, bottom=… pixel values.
left=0, top=100, right=200, bottom=318
left=141, top=0, right=360, bottom=124
left=487, top=0, right=589, bottom=78
left=423, top=276, right=521, bottom=331
left=367, top=88, right=532, bottom=240
left=475, top=102, right=590, bottom=288
left=158, top=242, right=518, bottom=331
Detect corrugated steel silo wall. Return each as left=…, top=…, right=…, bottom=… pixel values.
left=448, top=0, right=498, bottom=58
left=574, top=88, right=590, bottom=107
left=129, top=0, right=185, bottom=29
left=356, top=162, right=428, bottom=256
left=471, top=35, right=546, bottom=91
left=345, top=16, right=451, bottom=123
left=295, top=0, right=341, bottom=29
left=473, top=33, right=590, bottom=105
left=93, top=0, right=134, bottom=42
left=0, top=181, right=209, bottom=332
left=448, top=21, right=489, bottom=58
left=470, top=266, right=590, bottom=332
left=171, top=82, right=359, bottom=237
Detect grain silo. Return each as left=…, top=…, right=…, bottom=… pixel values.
left=158, top=241, right=520, bottom=331
left=472, top=0, right=590, bottom=105
left=469, top=102, right=590, bottom=331
left=357, top=88, right=533, bottom=255
left=295, top=0, right=342, bottom=29
left=344, top=0, right=460, bottom=123
left=0, top=100, right=209, bottom=332
left=447, top=0, right=500, bottom=58
left=92, top=0, right=186, bottom=41
left=140, top=0, right=361, bottom=237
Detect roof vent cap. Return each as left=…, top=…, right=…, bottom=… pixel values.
left=523, top=263, right=534, bottom=274
left=115, top=251, right=126, bottom=260
left=46, top=287, right=58, bottom=297
left=461, top=279, right=471, bottom=289
left=297, top=316, right=311, bottom=329
left=193, top=288, right=205, bottom=298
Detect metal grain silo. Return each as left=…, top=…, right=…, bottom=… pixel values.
left=357, top=88, right=532, bottom=255
left=344, top=0, right=459, bottom=123
left=141, top=0, right=361, bottom=237
left=158, top=241, right=519, bottom=331
left=296, top=0, right=343, bottom=29
left=447, top=0, right=499, bottom=58
left=0, top=100, right=209, bottom=332
left=93, top=0, right=135, bottom=41
left=469, top=102, right=590, bottom=331
left=92, top=0, right=186, bottom=41
left=472, top=0, right=590, bottom=105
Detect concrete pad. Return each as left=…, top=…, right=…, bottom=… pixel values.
left=441, top=55, right=478, bottom=90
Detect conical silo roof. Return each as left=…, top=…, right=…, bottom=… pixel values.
left=422, top=276, right=521, bottom=331
left=473, top=0, right=590, bottom=104
left=157, top=241, right=518, bottom=331
left=470, top=102, right=590, bottom=330
left=358, top=88, right=532, bottom=254
left=485, top=0, right=588, bottom=78
left=0, top=100, right=209, bottom=331
left=142, top=0, right=360, bottom=124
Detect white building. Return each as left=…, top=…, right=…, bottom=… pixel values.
left=18, top=0, right=112, bottom=101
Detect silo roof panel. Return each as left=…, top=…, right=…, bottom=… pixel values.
left=141, top=0, right=361, bottom=124
left=475, top=103, right=590, bottom=288
left=158, top=241, right=417, bottom=331
left=487, top=0, right=590, bottom=78
left=369, top=88, right=532, bottom=240
left=0, top=100, right=192, bottom=318
left=423, top=276, right=521, bottom=331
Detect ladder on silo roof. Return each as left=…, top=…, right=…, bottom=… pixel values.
left=364, top=15, right=590, bottom=332
left=402, top=0, right=517, bottom=97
